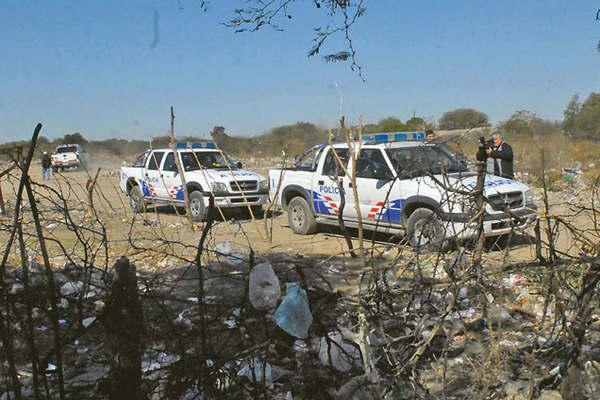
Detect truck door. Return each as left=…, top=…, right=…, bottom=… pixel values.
left=348, top=148, right=402, bottom=226
left=160, top=151, right=186, bottom=201
left=312, top=147, right=350, bottom=218
left=142, top=151, right=165, bottom=199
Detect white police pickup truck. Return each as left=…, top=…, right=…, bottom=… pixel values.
left=51, top=144, right=87, bottom=171
left=120, top=141, right=269, bottom=221
left=268, top=132, right=537, bottom=248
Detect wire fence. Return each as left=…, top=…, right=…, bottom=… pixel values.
left=1, top=124, right=599, bottom=399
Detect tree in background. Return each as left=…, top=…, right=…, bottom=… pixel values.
left=571, top=92, right=600, bottom=139
left=363, top=117, right=406, bottom=133
left=62, top=132, right=88, bottom=145
left=438, top=108, right=489, bottom=130
left=405, top=116, right=428, bottom=131
left=499, top=110, right=560, bottom=138
left=562, top=94, right=581, bottom=135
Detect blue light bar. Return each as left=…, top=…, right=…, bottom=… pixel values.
left=361, top=131, right=425, bottom=143
left=175, top=141, right=216, bottom=149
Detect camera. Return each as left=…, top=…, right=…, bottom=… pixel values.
left=478, top=136, right=494, bottom=149
left=476, top=136, right=494, bottom=161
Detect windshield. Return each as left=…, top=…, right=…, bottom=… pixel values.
left=56, top=146, right=77, bottom=153
left=386, top=145, right=466, bottom=178
left=180, top=151, right=235, bottom=171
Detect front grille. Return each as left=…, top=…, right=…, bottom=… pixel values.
left=230, top=180, right=257, bottom=192
left=488, top=191, right=523, bottom=211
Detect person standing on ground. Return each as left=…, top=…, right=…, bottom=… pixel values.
left=41, top=151, right=52, bottom=181
left=485, top=132, right=514, bottom=179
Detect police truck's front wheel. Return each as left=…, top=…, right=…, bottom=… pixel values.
left=406, top=207, right=445, bottom=251
left=288, top=196, right=317, bottom=235
left=189, top=191, right=207, bottom=222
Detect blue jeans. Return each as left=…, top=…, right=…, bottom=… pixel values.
left=41, top=168, right=53, bottom=181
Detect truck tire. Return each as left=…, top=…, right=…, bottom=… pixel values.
left=189, top=191, right=207, bottom=222
left=288, top=196, right=317, bottom=235
left=406, top=207, right=445, bottom=251
left=128, top=185, right=145, bottom=214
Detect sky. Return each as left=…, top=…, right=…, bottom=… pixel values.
left=1, top=0, right=599, bottom=141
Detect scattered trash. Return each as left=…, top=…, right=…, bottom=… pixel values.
left=318, top=331, right=362, bottom=373
left=249, top=262, right=281, bottom=311
left=214, top=241, right=249, bottom=265
left=94, top=300, right=105, bottom=313
left=237, top=357, right=273, bottom=385
left=175, top=310, right=193, bottom=329
left=274, top=282, right=313, bottom=339
left=537, top=336, right=555, bottom=348
left=328, top=263, right=344, bottom=274
left=9, top=283, right=24, bottom=295
left=82, top=316, right=96, bottom=328
left=58, top=298, right=69, bottom=308
left=60, top=281, right=84, bottom=296
left=142, top=352, right=181, bottom=373
left=504, top=273, right=528, bottom=287
left=45, top=363, right=57, bottom=374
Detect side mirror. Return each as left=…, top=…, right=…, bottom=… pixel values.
left=236, top=161, right=243, bottom=169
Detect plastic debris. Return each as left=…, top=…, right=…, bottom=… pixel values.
left=504, top=273, right=528, bottom=287
left=60, top=281, right=84, bottom=296
left=142, top=352, right=181, bottom=373
left=175, top=310, right=193, bottom=329
left=82, top=316, right=96, bottom=328
left=94, top=300, right=105, bottom=313
left=537, top=336, right=555, bottom=348
left=249, top=262, right=281, bottom=311
left=318, top=331, right=362, bottom=372
left=45, top=363, right=57, bottom=374
left=237, top=357, right=273, bottom=385
left=214, top=241, right=248, bottom=265
left=10, top=283, right=24, bottom=294
left=274, top=282, right=313, bottom=338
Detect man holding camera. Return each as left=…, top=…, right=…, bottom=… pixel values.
left=481, top=132, right=514, bottom=179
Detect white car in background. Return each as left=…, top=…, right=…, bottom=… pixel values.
left=51, top=144, right=87, bottom=171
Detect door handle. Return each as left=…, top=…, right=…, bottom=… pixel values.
left=318, top=180, right=324, bottom=185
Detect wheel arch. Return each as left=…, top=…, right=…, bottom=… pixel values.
left=281, top=185, right=312, bottom=210
left=402, top=196, right=440, bottom=224
left=186, top=181, right=204, bottom=194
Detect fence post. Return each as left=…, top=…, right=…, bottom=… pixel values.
left=103, top=257, right=144, bottom=400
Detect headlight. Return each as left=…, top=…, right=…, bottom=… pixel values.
left=259, top=179, right=268, bottom=191
left=211, top=182, right=228, bottom=194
